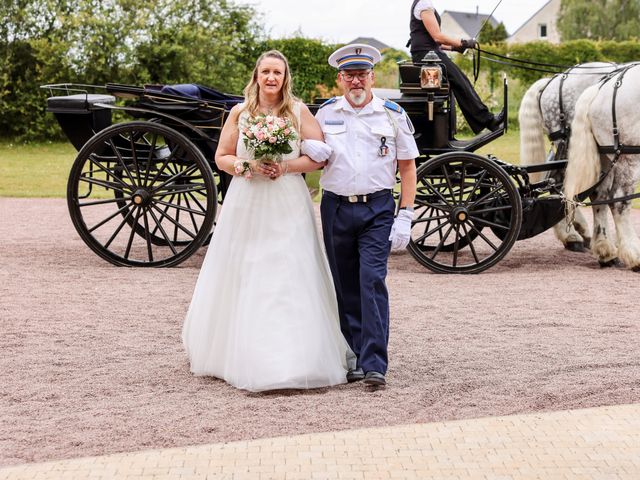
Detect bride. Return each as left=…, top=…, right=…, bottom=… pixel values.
left=182, top=50, right=353, bottom=392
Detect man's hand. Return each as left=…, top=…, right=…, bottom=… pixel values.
left=389, top=209, right=413, bottom=251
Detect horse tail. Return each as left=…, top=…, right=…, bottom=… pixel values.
left=518, top=78, right=548, bottom=168
left=564, top=84, right=601, bottom=204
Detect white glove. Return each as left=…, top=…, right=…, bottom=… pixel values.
left=301, top=139, right=332, bottom=163
left=389, top=209, right=413, bottom=251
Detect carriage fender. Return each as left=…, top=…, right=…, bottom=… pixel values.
left=103, top=104, right=211, bottom=140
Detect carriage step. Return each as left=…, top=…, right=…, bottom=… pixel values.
left=447, top=127, right=505, bottom=152
left=47, top=94, right=116, bottom=114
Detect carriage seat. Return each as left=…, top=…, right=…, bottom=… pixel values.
left=146, top=83, right=243, bottom=109
left=47, top=94, right=116, bottom=114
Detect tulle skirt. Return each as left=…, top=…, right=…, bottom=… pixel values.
left=182, top=174, right=352, bottom=392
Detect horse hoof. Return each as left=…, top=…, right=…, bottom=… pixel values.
left=582, top=238, right=591, bottom=249
left=599, top=258, right=623, bottom=268
left=632, top=265, right=640, bottom=273
left=565, top=242, right=585, bottom=252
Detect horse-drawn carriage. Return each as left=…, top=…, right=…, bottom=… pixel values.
left=42, top=52, right=575, bottom=273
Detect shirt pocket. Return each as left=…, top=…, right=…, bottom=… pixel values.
left=370, top=125, right=396, bottom=156
left=323, top=123, right=347, bottom=136
left=323, top=123, right=348, bottom=159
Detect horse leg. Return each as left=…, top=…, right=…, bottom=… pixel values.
left=553, top=216, right=588, bottom=252
left=610, top=159, right=640, bottom=270
left=591, top=205, right=620, bottom=267
left=553, top=168, right=589, bottom=251
left=612, top=202, right=640, bottom=271
left=590, top=180, right=621, bottom=267
left=572, top=208, right=592, bottom=249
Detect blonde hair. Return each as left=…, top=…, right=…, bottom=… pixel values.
left=241, top=50, right=300, bottom=132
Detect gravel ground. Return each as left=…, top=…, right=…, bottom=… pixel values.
left=1, top=197, right=638, bottom=467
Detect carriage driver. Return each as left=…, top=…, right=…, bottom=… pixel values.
left=315, top=44, right=419, bottom=387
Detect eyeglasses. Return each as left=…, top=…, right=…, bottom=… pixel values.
left=341, top=71, right=371, bottom=82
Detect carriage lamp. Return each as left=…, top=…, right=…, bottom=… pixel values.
left=420, top=65, right=442, bottom=90
left=419, top=51, right=443, bottom=90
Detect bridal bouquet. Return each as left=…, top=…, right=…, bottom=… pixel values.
left=241, top=114, right=297, bottom=164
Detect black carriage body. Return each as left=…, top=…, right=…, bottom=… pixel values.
left=47, top=93, right=116, bottom=151
left=43, top=83, right=240, bottom=267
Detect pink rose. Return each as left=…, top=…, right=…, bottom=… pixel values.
left=283, top=128, right=290, bottom=136
left=257, top=131, right=265, bottom=140
left=277, top=119, right=286, bottom=128
left=268, top=136, right=277, bottom=143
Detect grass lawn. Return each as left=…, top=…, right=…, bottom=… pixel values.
left=0, top=141, right=76, bottom=197
left=475, top=128, right=522, bottom=164
left=1, top=130, right=523, bottom=199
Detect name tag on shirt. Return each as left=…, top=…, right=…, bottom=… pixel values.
left=324, top=120, right=344, bottom=125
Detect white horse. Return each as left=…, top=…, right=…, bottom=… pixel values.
left=564, top=63, right=640, bottom=271
left=518, top=63, right=618, bottom=251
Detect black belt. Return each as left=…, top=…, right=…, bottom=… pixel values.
left=323, top=189, right=392, bottom=203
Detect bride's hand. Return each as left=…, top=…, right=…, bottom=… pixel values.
left=271, top=161, right=289, bottom=179
left=255, top=161, right=284, bottom=179
left=251, top=160, right=274, bottom=178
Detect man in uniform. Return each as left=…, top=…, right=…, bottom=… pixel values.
left=315, top=44, right=419, bottom=387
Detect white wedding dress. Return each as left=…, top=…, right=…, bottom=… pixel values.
left=182, top=103, right=352, bottom=392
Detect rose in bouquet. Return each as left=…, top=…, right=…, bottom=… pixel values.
left=241, top=114, right=297, bottom=165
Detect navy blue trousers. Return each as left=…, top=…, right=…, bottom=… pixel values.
left=320, top=191, right=395, bottom=374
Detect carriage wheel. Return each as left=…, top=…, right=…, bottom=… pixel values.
left=67, top=121, right=217, bottom=267
left=407, top=152, right=522, bottom=273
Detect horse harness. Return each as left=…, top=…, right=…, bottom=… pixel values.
left=575, top=62, right=640, bottom=206
left=596, top=62, right=640, bottom=161
left=537, top=67, right=578, bottom=160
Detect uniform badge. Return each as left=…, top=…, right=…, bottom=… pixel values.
left=378, top=137, right=389, bottom=156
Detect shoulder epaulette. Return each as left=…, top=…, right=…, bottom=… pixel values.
left=319, top=97, right=338, bottom=108
left=383, top=99, right=404, bottom=114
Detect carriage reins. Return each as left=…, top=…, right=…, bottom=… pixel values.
left=472, top=46, right=618, bottom=80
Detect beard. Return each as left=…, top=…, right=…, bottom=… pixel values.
left=347, top=89, right=367, bottom=106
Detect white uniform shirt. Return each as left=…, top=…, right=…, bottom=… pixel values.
left=316, top=95, right=420, bottom=196
left=414, top=0, right=435, bottom=19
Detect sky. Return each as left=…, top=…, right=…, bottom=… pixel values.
left=248, top=0, right=551, bottom=51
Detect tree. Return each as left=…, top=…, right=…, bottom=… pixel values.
left=0, top=0, right=263, bottom=139
left=558, top=0, right=640, bottom=41
left=478, top=22, right=508, bottom=44
left=375, top=48, right=410, bottom=89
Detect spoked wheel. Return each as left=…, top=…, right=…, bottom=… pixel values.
left=67, top=121, right=217, bottom=267
left=408, top=152, right=522, bottom=273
